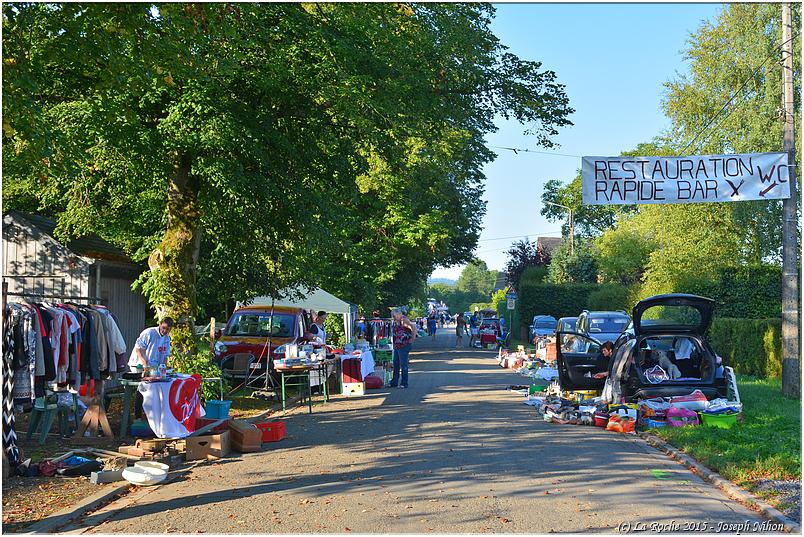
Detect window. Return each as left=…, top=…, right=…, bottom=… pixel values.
left=588, top=316, right=629, bottom=334
left=225, top=312, right=296, bottom=338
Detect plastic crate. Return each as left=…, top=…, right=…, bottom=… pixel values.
left=700, top=412, right=739, bottom=429
left=204, top=400, right=232, bottom=420
left=256, top=421, right=286, bottom=442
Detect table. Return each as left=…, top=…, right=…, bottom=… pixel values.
left=275, top=358, right=339, bottom=414
left=137, top=375, right=204, bottom=438
left=119, top=379, right=141, bottom=438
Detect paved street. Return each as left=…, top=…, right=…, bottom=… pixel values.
left=68, top=329, right=765, bottom=534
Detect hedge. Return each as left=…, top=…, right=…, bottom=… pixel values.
left=517, top=282, right=600, bottom=325
left=708, top=318, right=782, bottom=378
left=678, top=265, right=781, bottom=319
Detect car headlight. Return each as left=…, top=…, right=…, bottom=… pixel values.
left=214, top=341, right=227, bottom=356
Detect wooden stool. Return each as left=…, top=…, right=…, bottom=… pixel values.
left=26, top=397, right=58, bottom=445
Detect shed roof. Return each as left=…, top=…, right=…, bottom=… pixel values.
left=537, top=236, right=563, bottom=256
left=6, top=211, right=135, bottom=265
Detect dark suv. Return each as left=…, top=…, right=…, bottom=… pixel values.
left=576, top=310, right=630, bottom=344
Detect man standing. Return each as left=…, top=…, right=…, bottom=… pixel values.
left=128, top=317, right=174, bottom=373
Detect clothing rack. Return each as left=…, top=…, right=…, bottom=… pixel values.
left=2, top=281, right=104, bottom=306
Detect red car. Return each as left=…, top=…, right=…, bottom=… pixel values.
left=213, top=305, right=309, bottom=375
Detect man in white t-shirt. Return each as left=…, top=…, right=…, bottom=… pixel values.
left=128, top=317, right=174, bottom=372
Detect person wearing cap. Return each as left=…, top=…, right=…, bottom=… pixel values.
left=306, top=311, right=328, bottom=345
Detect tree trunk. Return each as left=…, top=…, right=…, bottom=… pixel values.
left=149, top=153, right=202, bottom=356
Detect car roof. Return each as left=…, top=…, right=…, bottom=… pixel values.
left=583, top=310, right=629, bottom=318
left=232, top=305, right=303, bottom=315
left=557, top=316, right=578, bottom=321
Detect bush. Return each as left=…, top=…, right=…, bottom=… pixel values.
left=171, top=347, right=228, bottom=403
left=517, top=282, right=600, bottom=321
left=324, top=313, right=346, bottom=347
left=708, top=318, right=782, bottom=378
left=587, top=285, right=635, bottom=312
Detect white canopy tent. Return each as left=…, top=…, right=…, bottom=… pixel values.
left=238, top=287, right=356, bottom=343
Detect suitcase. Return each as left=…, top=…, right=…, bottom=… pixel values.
left=342, top=358, right=363, bottom=383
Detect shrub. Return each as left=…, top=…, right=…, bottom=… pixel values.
left=587, top=285, right=635, bottom=312
left=518, top=282, right=600, bottom=321
left=324, top=313, right=345, bottom=347
left=171, top=347, right=228, bottom=403
left=707, top=318, right=782, bottom=378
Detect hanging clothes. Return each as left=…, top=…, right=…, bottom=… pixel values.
left=3, top=305, right=21, bottom=467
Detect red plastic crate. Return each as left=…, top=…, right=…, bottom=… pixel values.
left=256, top=421, right=286, bottom=442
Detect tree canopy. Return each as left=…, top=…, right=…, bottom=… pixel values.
left=3, top=3, right=574, bottom=349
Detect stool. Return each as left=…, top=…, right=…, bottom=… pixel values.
left=57, top=393, right=80, bottom=437
left=27, top=397, right=59, bottom=445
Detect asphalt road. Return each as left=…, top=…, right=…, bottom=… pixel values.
left=68, top=328, right=766, bottom=534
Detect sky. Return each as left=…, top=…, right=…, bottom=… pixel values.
left=430, top=2, right=724, bottom=281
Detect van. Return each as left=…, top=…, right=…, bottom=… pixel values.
left=213, top=305, right=309, bottom=374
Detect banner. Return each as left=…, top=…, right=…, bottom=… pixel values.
left=582, top=152, right=792, bottom=205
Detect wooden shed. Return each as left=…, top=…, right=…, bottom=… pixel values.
left=2, top=211, right=149, bottom=354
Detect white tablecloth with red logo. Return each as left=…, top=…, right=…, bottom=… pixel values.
left=138, top=374, right=205, bottom=438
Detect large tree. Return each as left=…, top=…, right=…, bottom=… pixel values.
left=663, top=2, right=801, bottom=264
left=3, top=3, right=573, bottom=351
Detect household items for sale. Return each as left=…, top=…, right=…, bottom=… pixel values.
left=229, top=420, right=263, bottom=452
left=205, top=399, right=232, bottom=420
left=364, top=374, right=383, bottom=390
left=343, top=382, right=365, bottom=397
left=668, top=389, right=709, bottom=411
left=666, top=406, right=700, bottom=427
left=122, top=465, right=167, bottom=485
left=699, top=410, right=740, bottom=429
left=255, top=421, right=286, bottom=442
left=605, top=414, right=636, bottom=433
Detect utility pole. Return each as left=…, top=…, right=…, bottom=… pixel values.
left=781, top=2, right=800, bottom=399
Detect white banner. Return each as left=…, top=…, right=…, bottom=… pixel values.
left=582, top=152, right=792, bottom=205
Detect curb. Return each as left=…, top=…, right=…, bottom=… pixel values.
left=639, top=432, right=801, bottom=534
left=20, top=482, right=130, bottom=534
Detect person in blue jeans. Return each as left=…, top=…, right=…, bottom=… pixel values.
left=389, top=308, right=417, bottom=389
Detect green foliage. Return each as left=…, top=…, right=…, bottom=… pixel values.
left=547, top=240, right=598, bottom=284
left=708, top=318, right=783, bottom=378
left=491, top=287, right=508, bottom=318
left=503, top=238, right=551, bottom=288
left=172, top=347, right=227, bottom=403
left=662, top=3, right=801, bottom=264
left=654, top=376, right=800, bottom=491
left=517, top=282, right=600, bottom=321
left=2, top=3, right=573, bottom=336
left=587, top=285, right=634, bottom=312
left=541, top=173, right=636, bottom=238
left=520, top=265, right=549, bottom=286
left=456, top=259, right=495, bottom=296
left=469, top=302, right=493, bottom=313
left=594, top=226, right=656, bottom=285
left=324, top=314, right=345, bottom=348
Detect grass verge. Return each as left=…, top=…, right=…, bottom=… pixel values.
left=650, top=376, right=800, bottom=512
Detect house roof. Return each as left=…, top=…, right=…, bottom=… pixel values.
left=6, top=211, right=135, bottom=265
left=537, top=236, right=563, bottom=256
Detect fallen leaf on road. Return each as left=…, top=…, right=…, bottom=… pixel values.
left=405, top=505, right=413, bottom=509
left=344, top=528, right=351, bottom=532
left=544, top=491, right=550, bottom=495
left=429, top=499, right=437, bottom=503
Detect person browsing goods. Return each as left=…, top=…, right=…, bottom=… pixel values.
left=389, top=308, right=417, bottom=389
left=128, top=317, right=174, bottom=372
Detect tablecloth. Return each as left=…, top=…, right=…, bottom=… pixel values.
left=339, top=350, right=375, bottom=380
left=138, top=374, right=205, bottom=438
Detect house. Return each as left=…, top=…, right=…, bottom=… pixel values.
left=537, top=236, right=563, bottom=257
left=2, top=211, right=149, bottom=353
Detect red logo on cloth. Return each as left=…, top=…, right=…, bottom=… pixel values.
left=168, top=374, right=202, bottom=432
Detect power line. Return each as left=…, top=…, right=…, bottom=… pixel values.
left=490, top=145, right=581, bottom=158
left=477, top=229, right=563, bottom=242
left=680, top=30, right=801, bottom=155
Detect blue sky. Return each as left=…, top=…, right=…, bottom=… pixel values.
left=431, top=3, right=724, bottom=281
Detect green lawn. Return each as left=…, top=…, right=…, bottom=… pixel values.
left=652, top=376, right=800, bottom=488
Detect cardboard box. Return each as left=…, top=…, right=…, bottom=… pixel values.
left=343, top=382, right=364, bottom=397
left=185, top=430, right=231, bottom=461
left=229, top=420, right=263, bottom=453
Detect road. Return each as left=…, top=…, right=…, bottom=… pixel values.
left=68, top=328, right=765, bottom=534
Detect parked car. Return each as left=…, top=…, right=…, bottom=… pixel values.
left=557, top=316, right=577, bottom=333
left=529, top=315, right=558, bottom=343
left=556, top=293, right=735, bottom=402
left=213, top=305, right=309, bottom=376
left=576, top=310, right=630, bottom=344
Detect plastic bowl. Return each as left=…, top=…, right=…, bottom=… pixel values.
left=135, top=461, right=170, bottom=474
left=122, top=466, right=166, bottom=486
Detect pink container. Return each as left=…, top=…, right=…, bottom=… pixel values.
left=667, top=407, right=700, bottom=427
